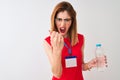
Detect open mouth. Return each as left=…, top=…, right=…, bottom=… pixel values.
left=60, top=27, right=66, bottom=33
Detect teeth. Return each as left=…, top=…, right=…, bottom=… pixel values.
left=60, top=27, right=65, bottom=33
left=60, top=27, right=65, bottom=30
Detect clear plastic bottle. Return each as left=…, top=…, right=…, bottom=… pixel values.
left=95, top=43, right=106, bottom=71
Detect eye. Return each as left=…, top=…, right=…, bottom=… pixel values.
left=56, top=18, right=62, bottom=21
left=64, top=18, right=71, bottom=22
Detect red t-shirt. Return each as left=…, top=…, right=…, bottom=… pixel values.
left=45, top=34, right=84, bottom=80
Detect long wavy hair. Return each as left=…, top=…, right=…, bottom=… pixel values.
left=51, top=1, right=78, bottom=46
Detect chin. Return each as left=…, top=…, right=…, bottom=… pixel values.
left=59, top=31, right=67, bottom=37
left=62, top=33, right=68, bottom=38
left=61, top=33, right=65, bottom=36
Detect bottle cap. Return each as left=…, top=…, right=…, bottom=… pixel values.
left=96, top=43, right=102, bottom=47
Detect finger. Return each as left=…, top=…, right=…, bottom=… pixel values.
left=104, top=55, right=107, bottom=58
left=105, top=61, right=107, bottom=64
left=106, top=64, right=108, bottom=67
left=54, top=32, right=58, bottom=41
left=60, top=34, right=64, bottom=42
left=105, top=58, right=107, bottom=64
left=60, top=35, right=64, bottom=47
left=103, top=56, right=107, bottom=63
left=52, top=32, right=59, bottom=47
left=50, top=31, right=56, bottom=41
left=93, top=58, right=97, bottom=63
left=58, top=33, right=61, bottom=42
left=50, top=31, right=57, bottom=47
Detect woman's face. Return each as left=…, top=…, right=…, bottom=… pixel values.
left=55, top=11, right=72, bottom=38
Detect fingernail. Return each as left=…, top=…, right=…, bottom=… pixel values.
left=106, top=65, right=108, bottom=67
left=49, top=30, right=52, bottom=34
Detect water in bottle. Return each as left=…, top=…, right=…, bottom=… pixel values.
left=95, top=43, right=106, bottom=71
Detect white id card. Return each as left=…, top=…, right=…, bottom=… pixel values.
left=65, top=56, right=77, bottom=68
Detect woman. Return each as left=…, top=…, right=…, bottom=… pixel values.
left=43, top=1, right=107, bottom=80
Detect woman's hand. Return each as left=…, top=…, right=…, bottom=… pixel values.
left=88, top=55, right=107, bottom=69
left=50, top=31, right=64, bottom=55
left=44, top=31, right=64, bottom=78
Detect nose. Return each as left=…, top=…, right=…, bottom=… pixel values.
left=60, top=20, right=66, bottom=26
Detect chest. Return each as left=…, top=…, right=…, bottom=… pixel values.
left=62, top=43, right=82, bottom=59
left=61, top=41, right=83, bottom=68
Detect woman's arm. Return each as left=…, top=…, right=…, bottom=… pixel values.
left=81, top=42, right=91, bottom=71
left=43, top=31, right=64, bottom=78
left=43, top=40, right=62, bottom=78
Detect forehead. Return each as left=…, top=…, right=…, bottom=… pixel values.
left=56, top=11, right=71, bottom=18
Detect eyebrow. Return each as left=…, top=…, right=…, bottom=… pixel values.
left=56, top=18, right=71, bottom=19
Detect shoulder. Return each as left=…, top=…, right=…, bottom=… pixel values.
left=77, top=33, right=84, bottom=40
left=77, top=33, right=85, bottom=45
left=44, top=36, right=51, bottom=45
left=45, top=36, right=50, bottom=41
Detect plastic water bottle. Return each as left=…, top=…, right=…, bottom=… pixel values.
left=95, top=43, right=106, bottom=71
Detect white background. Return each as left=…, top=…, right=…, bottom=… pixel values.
left=0, top=0, right=120, bottom=80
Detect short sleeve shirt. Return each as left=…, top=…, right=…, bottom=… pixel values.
left=45, top=34, right=84, bottom=80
